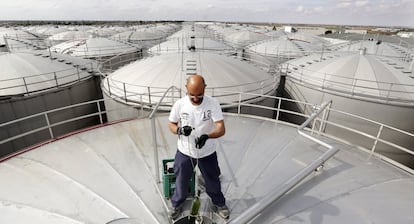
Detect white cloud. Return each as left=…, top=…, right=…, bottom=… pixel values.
left=355, top=0, right=369, bottom=7
left=296, top=5, right=304, bottom=12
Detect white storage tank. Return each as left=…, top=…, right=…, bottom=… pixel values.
left=50, top=37, right=142, bottom=71
left=0, top=50, right=102, bottom=156
left=101, top=51, right=277, bottom=120
left=282, top=50, right=414, bottom=165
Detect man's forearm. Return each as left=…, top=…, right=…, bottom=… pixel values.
left=169, top=122, right=179, bottom=134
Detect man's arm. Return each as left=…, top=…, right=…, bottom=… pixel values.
left=168, top=121, right=179, bottom=135
left=207, top=120, right=225, bottom=139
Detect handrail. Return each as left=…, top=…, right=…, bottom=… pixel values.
left=229, top=100, right=339, bottom=224
left=148, top=85, right=182, bottom=183
left=0, top=95, right=148, bottom=147
left=99, top=50, right=279, bottom=106
left=148, top=86, right=181, bottom=118
left=0, top=59, right=96, bottom=96
left=1, top=89, right=412, bottom=178
left=282, top=62, right=414, bottom=105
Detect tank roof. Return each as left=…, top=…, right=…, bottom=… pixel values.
left=103, top=51, right=276, bottom=105
left=283, top=51, right=414, bottom=103
left=1, top=114, right=413, bottom=223
left=51, top=37, right=140, bottom=58
left=0, top=51, right=95, bottom=96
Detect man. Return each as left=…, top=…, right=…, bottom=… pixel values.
left=168, top=74, right=229, bottom=220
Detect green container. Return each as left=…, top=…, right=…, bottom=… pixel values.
left=162, top=159, right=195, bottom=199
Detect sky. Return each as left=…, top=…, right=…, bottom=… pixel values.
left=0, top=0, right=413, bottom=27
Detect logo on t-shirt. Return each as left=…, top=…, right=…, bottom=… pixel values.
left=202, top=110, right=211, bottom=121
left=180, top=113, right=190, bottom=125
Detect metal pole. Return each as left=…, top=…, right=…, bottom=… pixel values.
left=151, top=116, right=160, bottom=183
left=228, top=145, right=339, bottom=224
left=351, top=78, right=356, bottom=96
left=77, top=65, right=80, bottom=81
left=386, top=83, right=393, bottom=101
left=319, top=105, right=328, bottom=134
left=54, top=72, right=58, bottom=87
left=123, top=82, right=127, bottom=103
left=371, top=125, right=384, bottom=153
left=275, top=97, right=282, bottom=121
left=22, top=77, right=29, bottom=94
left=97, top=101, right=103, bottom=124
left=44, top=113, right=54, bottom=139
left=237, top=92, right=242, bottom=115
left=140, top=95, right=143, bottom=116
left=107, top=78, right=111, bottom=96
left=147, top=87, right=152, bottom=105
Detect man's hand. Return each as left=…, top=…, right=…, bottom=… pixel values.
left=177, top=126, right=193, bottom=136
left=195, top=134, right=209, bottom=149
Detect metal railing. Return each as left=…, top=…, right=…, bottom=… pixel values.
left=0, top=88, right=413, bottom=224
left=98, top=51, right=279, bottom=108
left=1, top=88, right=412, bottom=173
left=1, top=89, right=412, bottom=167
left=51, top=43, right=141, bottom=59
left=98, top=48, right=143, bottom=73
left=229, top=100, right=340, bottom=224
left=0, top=60, right=96, bottom=96
left=225, top=90, right=414, bottom=172
left=148, top=86, right=182, bottom=183
left=101, top=75, right=277, bottom=108
left=281, top=62, right=414, bottom=105
left=0, top=96, right=149, bottom=161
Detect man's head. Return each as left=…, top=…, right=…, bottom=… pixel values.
left=186, top=74, right=206, bottom=105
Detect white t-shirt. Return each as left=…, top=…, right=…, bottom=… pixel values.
left=169, top=95, right=224, bottom=158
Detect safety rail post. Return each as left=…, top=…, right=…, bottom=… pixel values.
left=229, top=100, right=339, bottom=224
left=140, top=95, right=143, bottom=116
left=322, top=73, right=327, bottom=89
left=275, top=97, right=282, bottom=121
left=44, top=113, right=54, bottom=139
left=54, top=72, right=58, bottom=87
left=386, top=83, right=393, bottom=102
left=237, top=92, right=242, bottom=115
left=351, top=78, right=356, bottom=95
left=318, top=102, right=330, bottom=134
left=310, top=104, right=320, bottom=135
left=123, top=82, right=127, bottom=103
left=22, top=77, right=29, bottom=95
left=97, top=100, right=103, bottom=124
left=76, top=65, right=80, bottom=81
left=147, top=87, right=152, bottom=106
left=148, top=86, right=178, bottom=183
left=107, top=78, right=111, bottom=96
left=371, top=124, right=384, bottom=153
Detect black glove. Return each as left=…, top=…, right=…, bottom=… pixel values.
left=195, top=134, right=209, bottom=149
left=177, top=126, right=193, bottom=136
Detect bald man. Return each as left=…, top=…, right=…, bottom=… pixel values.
left=168, top=75, right=229, bottom=220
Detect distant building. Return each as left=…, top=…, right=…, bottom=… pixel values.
left=344, top=29, right=367, bottom=34
left=397, top=32, right=414, bottom=38
left=295, top=26, right=327, bottom=35
left=284, top=26, right=297, bottom=33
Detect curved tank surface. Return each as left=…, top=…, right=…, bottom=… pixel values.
left=0, top=114, right=413, bottom=224
left=102, top=51, right=277, bottom=106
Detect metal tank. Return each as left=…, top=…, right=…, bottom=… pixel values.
left=101, top=51, right=278, bottom=121
left=282, top=50, right=414, bottom=166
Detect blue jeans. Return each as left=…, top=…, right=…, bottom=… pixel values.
left=171, top=150, right=225, bottom=207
